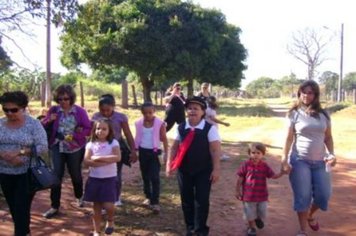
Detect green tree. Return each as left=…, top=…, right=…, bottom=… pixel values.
left=60, top=0, right=247, bottom=101
left=246, top=77, right=280, bottom=98
left=318, top=71, right=338, bottom=95
left=343, top=72, right=356, bottom=91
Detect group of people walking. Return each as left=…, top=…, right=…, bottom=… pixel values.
left=0, top=80, right=336, bottom=236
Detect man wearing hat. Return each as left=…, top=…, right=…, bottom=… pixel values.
left=166, top=96, right=221, bottom=236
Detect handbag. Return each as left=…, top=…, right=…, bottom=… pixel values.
left=28, top=145, right=60, bottom=193
left=118, top=138, right=131, bottom=167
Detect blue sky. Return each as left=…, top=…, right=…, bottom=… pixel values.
left=3, top=0, right=356, bottom=87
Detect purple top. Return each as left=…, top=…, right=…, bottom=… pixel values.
left=92, top=111, right=128, bottom=140
left=42, top=105, right=91, bottom=150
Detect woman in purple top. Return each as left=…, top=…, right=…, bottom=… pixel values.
left=92, top=94, right=137, bottom=206
left=41, top=84, right=91, bottom=219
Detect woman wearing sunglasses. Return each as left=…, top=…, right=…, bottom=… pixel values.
left=0, top=91, right=48, bottom=236
left=41, top=84, right=91, bottom=219
left=164, top=82, right=186, bottom=132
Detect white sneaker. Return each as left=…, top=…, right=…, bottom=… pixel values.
left=151, top=204, right=160, bottom=214
left=142, top=198, right=150, bottom=206
left=220, top=154, right=231, bottom=161
left=114, top=199, right=123, bottom=207
left=101, top=208, right=107, bottom=215
left=77, top=197, right=84, bottom=207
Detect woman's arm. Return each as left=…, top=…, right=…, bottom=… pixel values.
left=122, top=121, right=138, bottom=163
left=281, top=126, right=294, bottom=172
left=324, top=124, right=336, bottom=166
left=166, top=140, right=179, bottom=176
left=209, top=140, right=221, bottom=184
left=73, top=107, right=92, bottom=141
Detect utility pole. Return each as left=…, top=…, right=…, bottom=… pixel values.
left=46, top=0, right=52, bottom=108
left=338, top=23, right=344, bottom=102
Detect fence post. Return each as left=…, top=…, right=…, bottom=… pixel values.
left=80, top=81, right=84, bottom=107
left=41, top=81, right=46, bottom=107
left=122, top=79, right=128, bottom=109
left=131, top=84, right=138, bottom=108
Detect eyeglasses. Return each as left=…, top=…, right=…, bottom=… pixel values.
left=58, top=97, right=70, bottom=102
left=2, top=107, right=20, bottom=113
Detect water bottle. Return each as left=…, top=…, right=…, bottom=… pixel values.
left=324, top=154, right=335, bottom=173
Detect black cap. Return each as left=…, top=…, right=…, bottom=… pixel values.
left=185, top=96, right=207, bottom=110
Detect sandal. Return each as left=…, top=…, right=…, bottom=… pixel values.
left=296, top=231, right=308, bottom=236
left=307, top=218, right=319, bottom=231
left=104, top=220, right=114, bottom=235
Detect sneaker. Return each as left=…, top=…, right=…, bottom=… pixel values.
left=220, top=154, right=231, bottom=161
left=247, top=227, right=257, bottom=236
left=114, top=199, right=123, bottom=207
left=142, top=198, right=150, bottom=206
left=77, top=197, right=84, bottom=208
left=255, top=218, right=264, bottom=229
left=101, top=208, right=107, bottom=215
left=43, top=208, right=59, bottom=219
left=151, top=204, right=160, bottom=214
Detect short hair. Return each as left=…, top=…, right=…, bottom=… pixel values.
left=89, top=118, right=115, bottom=144
left=0, top=91, right=29, bottom=108
left=53, top=84, right=76, bottom=105
left=248, top=142, right=266, bottom=155
left=141, top=101, right=155, bottom=111
left=99, top=94, right=116, bottom=107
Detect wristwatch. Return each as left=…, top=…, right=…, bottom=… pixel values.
left=20, top=148, right=26, bottom=155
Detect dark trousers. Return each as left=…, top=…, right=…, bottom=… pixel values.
left=164, top=110, right=185, bottom=132
left=177, top=169, right=212, bottom=236
left=50, top=144, right=84, bottom=209
left=138, top=147, right=161, bottom=205
left=0, top=173, right=35, bottom=236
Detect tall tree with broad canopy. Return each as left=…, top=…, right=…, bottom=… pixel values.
left=60, top=0, right=247, bottom=101
left=318, top=71, right=338, bottom=95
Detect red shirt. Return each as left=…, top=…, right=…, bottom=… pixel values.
left=237, top=159, right=275, bottom=202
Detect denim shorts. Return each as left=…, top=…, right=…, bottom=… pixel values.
left=289, top=155, right=331, bottom=212
left=242, top=201, right=267, bottom=221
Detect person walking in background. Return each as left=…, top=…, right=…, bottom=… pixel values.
left=164, top=82, right=186, bottom=132
left=166, top=96, right=221, bottom=236
left=236, top=142, right=284, bottom=236
left=83, top=119, right=121, bottom=236
left=42, top=84, right=91, bottom=219
left=134, top=102, right=168, bottom=213
left=0, top=91, right=48, bottom=236
left=281, top=80, right=336, bottom=236
left=205, top=96, right=230, bottom=160
left=92, top=94, right=137, bottom=206
left=196, top=82, right=211, bottom=102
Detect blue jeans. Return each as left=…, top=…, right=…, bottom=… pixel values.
left=49, top=144, right=84, bottom=209
left=289, top=156, right=331, bottom=212
left=138, top=147, right=161, bottom=205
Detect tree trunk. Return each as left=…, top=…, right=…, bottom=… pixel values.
left=80, top=81, right=84, bottom=107
left=187, top=76, right=194, bottom=97
left=140, top=76, right=153, bottom=103
left=45, top=0, right=52, bottom=108
left=131, top=84, right=138, bottom=107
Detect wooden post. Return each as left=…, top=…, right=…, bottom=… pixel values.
left=121, top=79, right=128, bottom=109
left=160, top=90, right=163, bottom=106
left=353, top=89, right=356, bottom=104
left=154, top=90, right=158, bottom=105
left=41, top=81, right=46, bottom=107
left=131, top=84, right=138, bottom=107
left=80, top=81, right=84, bottom=107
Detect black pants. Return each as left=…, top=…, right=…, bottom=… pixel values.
left=50, top=144, right=84, bottom=209
left=138, top=147, right=161, bottom=205
left=0, top=173, right=35, bottom=236
left=164, top=109, right=185, bottom=132
left=177, top=169, right=212, bottom=236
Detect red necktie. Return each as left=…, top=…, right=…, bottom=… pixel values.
left=170, top=128, right=195, bottom=171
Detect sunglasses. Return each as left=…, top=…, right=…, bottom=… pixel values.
left=2, top=107, right=21, bottom=113
left=58, top=97, right=70, bottom=102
